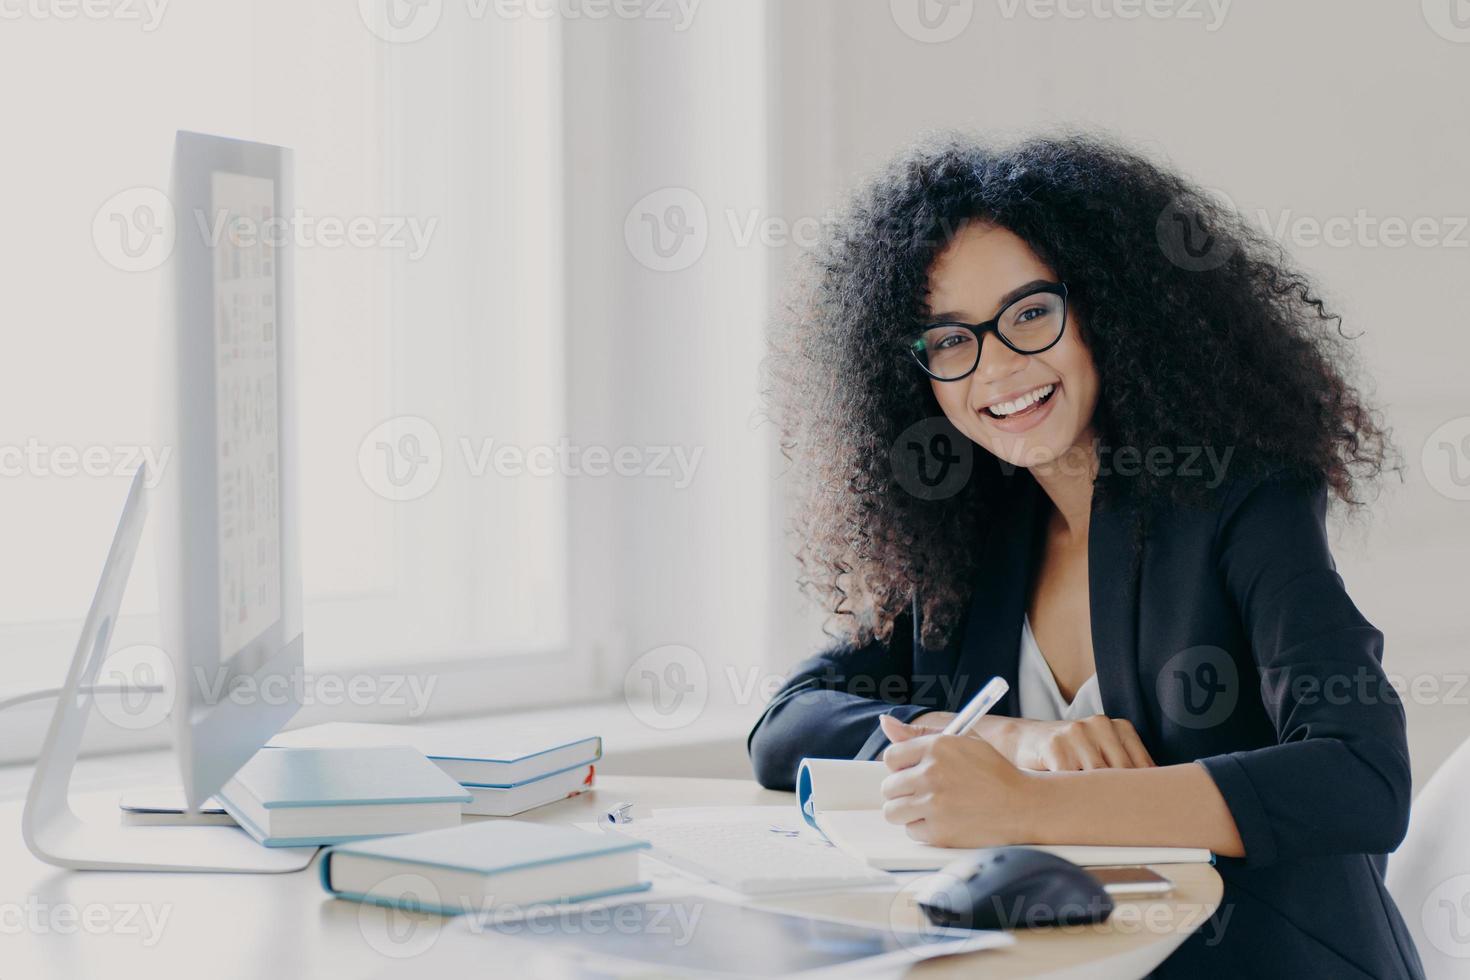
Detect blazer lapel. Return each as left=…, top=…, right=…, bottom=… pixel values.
left=1088, top=496, right=1152, bottom=742
left=951, top=473, right=1044, bottom=717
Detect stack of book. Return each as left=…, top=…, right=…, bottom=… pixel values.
left=269, top=722, right=603, bottom=817
left=216, top=745, right=472, bottom=847
left=319, top=820, right=650, bottom=915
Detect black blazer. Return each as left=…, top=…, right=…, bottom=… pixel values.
left=748, top=469, right=1423, bottom=978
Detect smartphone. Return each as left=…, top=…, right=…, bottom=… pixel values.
left=1090, top=866, right=1175, bottom=896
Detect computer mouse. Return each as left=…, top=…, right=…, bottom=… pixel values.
left=914, top=847, right=1114, bottom=930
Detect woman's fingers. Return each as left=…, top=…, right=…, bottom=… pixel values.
left=881, top=792, right=930, bottom=826
left=1113, top=718, right=1156, bottom=768
left=882, top=731, right=932, bottom=771
left=1082, top=715, right=1133, bottom=769
left=879, top=713, right=924, bottom=744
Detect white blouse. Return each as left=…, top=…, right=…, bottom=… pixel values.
left=1017, top=615, right=1104, bottom=722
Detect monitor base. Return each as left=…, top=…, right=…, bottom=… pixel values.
left=25, top=797, right=315, bottom=873
left=19, top=470, right=315, bottom=874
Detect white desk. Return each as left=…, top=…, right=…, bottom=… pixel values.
left=0, top=776, right=1220, bottom=979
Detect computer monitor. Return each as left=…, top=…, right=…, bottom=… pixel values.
left=22, top=131, right=311, bottom=872
left=157, top=131, right=305, bottom=810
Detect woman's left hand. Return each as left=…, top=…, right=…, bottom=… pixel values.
left=878, top=715, right=1035, bottom=848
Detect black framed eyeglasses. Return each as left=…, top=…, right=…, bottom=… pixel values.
left=906, top=281, right=1069, bottom=382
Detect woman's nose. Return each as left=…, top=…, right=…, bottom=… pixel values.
left=971, top=331, right=1028, bottom=389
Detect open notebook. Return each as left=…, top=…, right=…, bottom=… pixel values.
left=797, top=759, right=1211, bottom=870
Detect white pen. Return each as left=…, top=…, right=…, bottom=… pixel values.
left=942, top=676, right=1010, bottom=736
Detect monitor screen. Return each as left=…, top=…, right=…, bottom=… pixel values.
left=210, top=171, right=282, bottom=662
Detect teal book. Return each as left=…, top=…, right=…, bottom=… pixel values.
left=216, top=745, right=472, bottom=847
left=320, top=820, right=651, bottom=915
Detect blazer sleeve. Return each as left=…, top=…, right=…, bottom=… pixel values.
left=1196, top=471, right=1413, bottom=868
left=747, top=611, right=932, bottom=791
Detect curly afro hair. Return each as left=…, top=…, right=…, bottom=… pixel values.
left=766, top=131, right=1395, bottom=650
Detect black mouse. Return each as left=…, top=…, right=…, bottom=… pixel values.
left=915, top=847, right=1114, bottom=930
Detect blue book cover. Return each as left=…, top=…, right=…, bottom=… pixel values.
left=268, top=722, right=602, bottom=786
left=218, top=746, right=472, bottom=847
left=320, top=820, right=651, bottom=914
left=230, top=746, right=473, bottom=807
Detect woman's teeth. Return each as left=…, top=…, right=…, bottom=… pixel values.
left=986, top=383, right=1056, bottom=419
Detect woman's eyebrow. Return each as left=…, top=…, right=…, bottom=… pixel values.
left=925, top=279, right=1055, bottom=324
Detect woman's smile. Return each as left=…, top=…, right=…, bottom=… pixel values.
left=978, top=380, right=1060, bottom=433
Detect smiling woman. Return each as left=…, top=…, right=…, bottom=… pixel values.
left=750, top=133, right=1420, bottom=978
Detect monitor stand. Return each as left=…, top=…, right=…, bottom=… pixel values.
left=21, top=469, right=315, bottom=873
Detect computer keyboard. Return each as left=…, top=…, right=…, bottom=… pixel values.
left=601, top=818, right=892, bottom=895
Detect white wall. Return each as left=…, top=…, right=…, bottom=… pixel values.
left=765, top=0, right=1470, bottom=787
left=561, top=4, right=776, bottom=708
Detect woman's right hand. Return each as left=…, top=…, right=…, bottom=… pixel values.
left=904, top=712, right=1156, bottom=771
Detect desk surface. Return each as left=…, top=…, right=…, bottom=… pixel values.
left=0, top=775, right=1220, bottom=979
